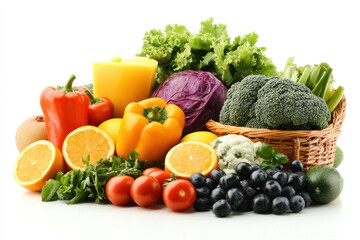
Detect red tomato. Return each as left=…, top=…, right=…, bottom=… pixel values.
left=130, top=176, right=161, bottom=207
left=162, top=179, right=196, bottom=212
left=142, top=167, right=164, bottom=176
left=106, top=176, right=134, bottom=206
left=148, top=170, right=172, bottom=187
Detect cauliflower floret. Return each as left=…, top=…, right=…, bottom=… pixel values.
left=211, top=134, right=264, bottom=173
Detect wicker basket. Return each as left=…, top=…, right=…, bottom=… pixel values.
left=206, top=96, right=346, bottom=171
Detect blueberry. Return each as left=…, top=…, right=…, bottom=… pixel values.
left=251, top=163, right=260, bottom=172
left=272, top=196, right=290, bottom=215
left=252, top=194, right=271, bottom=214
left=290, top=160, right=303, bottom=172
left=240, top=180, right=249, bottom=192
left=263, top=180, right=282, bottom=198
left=249, top=170, right=268, bottom=188
left=196, top=187, right=210, bottom=198
left=276, top=163, right=284, bottom=171
left=265, top=168, right=278, bottom=180
left=210, top=169, right=226, bottom=183
left=239, top=196, right=252, bottom=212
left=244, top=185, right=258, bottom=200
left=236, top=162, right=253, bottom=179
left=298, top=191, right=312, bottom=207
left=287, top=173, right=306, bottom=190
left=212, top=199, right=232, bottom=217
left=272, top=171, right=288, bottom=187
left=205, top=178, right=216, bottom=190
left=290, top=195, right=305, bottom=213
left=219, top=173, right=241, bottom=190
left=226, top=188, right=244, bottom=210
left=193, top=197, right=211, bottom=212
left=210, top=187, right=226, bottom=204
left=282, top=185, right=296, bottom=199
left=189, top=173, right=206, bottom=188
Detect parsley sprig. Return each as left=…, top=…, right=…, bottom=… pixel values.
left=41, top=151, right=163, bottom=204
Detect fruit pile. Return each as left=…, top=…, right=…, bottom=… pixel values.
left=190, top=160, right=311, bottom=217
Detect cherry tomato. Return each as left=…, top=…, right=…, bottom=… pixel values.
left=162, top=179, right=196, bottom=212
left=106, top=176, right=134, bottom=206
left=148, top=170, right=172, bottom=187
left=130, top=176, right=161, bottom=207
left=142, top=167, right=164, bottom=176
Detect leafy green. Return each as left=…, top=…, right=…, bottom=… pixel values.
left=138, top=18, right=277, bottom=88
left=257, top=143, right=289, bottom=170
left=41, top=151, right=163, bottom=204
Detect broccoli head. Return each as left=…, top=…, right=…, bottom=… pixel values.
left=219, top=75, right=331, bottom=130
left=255, top=78, right=331, bottom=129
left=219, top=75, right=270, bottom=126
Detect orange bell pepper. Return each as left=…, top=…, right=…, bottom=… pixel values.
left=116, top=98, right=185, bottom=162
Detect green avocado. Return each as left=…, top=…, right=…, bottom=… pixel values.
left=333, top=146, right=344, bottom=168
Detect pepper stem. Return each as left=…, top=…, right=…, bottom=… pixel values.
left=84, top=89, right=96, bottom=104
left=64, top=74, right=76, bottom=92
left=143, top=105, right=168, bottom=124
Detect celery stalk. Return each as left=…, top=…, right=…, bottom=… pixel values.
left=312, top=68, right=333, bottom=98
left=308, top=65, right=321, bottom=89
left=323, top=83, right=334, bottom=102
left=298, top=66, right=311, bottom=85
left=327, top=86, right=344, bottom=113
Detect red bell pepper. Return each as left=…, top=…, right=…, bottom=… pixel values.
left=40, top=74, right=89, bottom=150
left=84, top=89, right=114, bottom=126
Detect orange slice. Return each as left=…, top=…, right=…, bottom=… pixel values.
left=165, top=142, right=217, bottom=179
left=13, top=140, right=64, bottom=191
left=62, top=126, right=115, bottom=170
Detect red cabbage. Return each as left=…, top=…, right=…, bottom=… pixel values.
left=151, top=70, right=228, bottom=135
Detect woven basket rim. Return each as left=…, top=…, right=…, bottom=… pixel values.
left=206, top=95, right=346, bottom=139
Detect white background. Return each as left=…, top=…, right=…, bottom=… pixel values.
left=1, top=0, right=359, bottom=239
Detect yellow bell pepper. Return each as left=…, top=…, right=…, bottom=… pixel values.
left=116, top=98, right=185, bottom=162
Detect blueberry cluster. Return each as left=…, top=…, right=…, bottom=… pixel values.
left=190, top=160, right=311, bottom=217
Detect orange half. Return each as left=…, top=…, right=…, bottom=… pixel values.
left=165, top=142, right=217, bottom=179
left=62, top=126, right=115, bottom=170
left=13, top=140, right=64, bottom=191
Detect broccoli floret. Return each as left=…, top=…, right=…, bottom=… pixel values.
left=219, top=75, right=270, bottom=126
left=245, top=118, right=272, bottom=129
left=255, top=78, right=331, bottom=130
left=84, top=83, right=93, bottom=94
left=219, top=75, right=331, bottom=130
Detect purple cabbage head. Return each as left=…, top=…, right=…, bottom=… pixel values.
left=151, top=70, right=228, bottom=135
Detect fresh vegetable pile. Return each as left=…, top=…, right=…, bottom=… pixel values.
left=13, top=18, right=346, bottom=218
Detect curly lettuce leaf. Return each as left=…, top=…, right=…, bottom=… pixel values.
left=138, top=18, right=277, bottom=88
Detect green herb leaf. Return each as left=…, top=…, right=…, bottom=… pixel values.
left=41, top=179, right=60, bottom=202
left=275, top=153, right=289, bottom=164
